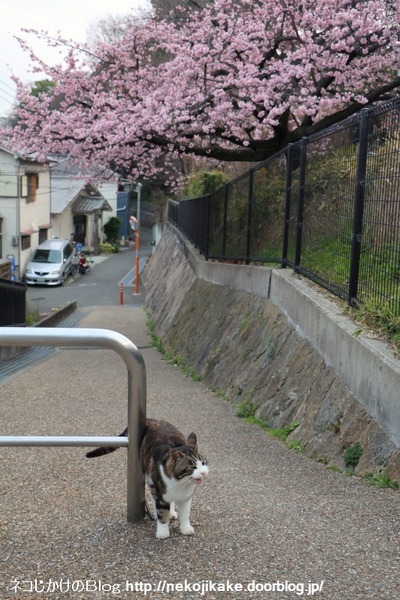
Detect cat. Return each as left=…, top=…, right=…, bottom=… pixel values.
left=86, top=418, right=209, bottom=539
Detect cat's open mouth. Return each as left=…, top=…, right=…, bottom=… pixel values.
left=192, top=477, right=205, bottom=484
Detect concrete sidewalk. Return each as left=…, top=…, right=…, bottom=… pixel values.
left=0, top=306, right=399, bottom=599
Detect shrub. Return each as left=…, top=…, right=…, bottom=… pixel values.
left=183, top=169, right=230, bottom=197
left=99, top=242, right=116, bottom=254
left=343, top=442, right=363, bottom=468
left=103, top=216, right=121, bottom=245
left=236, top=399, right=257, bottom=419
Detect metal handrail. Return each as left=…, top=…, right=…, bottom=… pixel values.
left=0, top=327, right=146, bottom=523
left=1, top=436, right=129, bottom=447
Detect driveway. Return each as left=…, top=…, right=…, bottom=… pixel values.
left=26, top=228, right=153, bottom=315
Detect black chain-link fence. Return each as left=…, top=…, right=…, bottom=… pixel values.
left=169, top=96, right=400, bottom=313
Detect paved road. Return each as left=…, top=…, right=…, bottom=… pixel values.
left=1, top=306, right=399, bottom=600
left=26, top=228, right=153, bottom=315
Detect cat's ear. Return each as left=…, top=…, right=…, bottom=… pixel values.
left=187, top=432, right=198, bottom=449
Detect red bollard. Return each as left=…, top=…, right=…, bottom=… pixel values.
left=119, top=283, right=124, bottom=305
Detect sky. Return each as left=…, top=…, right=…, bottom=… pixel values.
left=0, top=0, right=148, bottom=118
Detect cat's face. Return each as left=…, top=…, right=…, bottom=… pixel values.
left=170, top=449, right=209, bottom=484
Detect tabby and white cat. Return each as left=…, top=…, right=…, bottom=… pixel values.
left=86, top=419, right=208, bottom=539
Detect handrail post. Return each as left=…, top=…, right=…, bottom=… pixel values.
left=127, top=353, right=146, bottom=522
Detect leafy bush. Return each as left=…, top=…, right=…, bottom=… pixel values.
left=183, top=170, right=230, bottom=197
left=343, top=442, right=363, bottom=467
left=99, top=242, right=117, bottom=254
left=236, top=399, right=257, bottom=418
left=103, top=216, right=121, bottom=245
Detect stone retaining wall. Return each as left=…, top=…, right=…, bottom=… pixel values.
left=142, top=224, right=400, bottom=479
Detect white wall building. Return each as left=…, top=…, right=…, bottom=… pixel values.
left=50, top=159, right=114, bottom=250
left=0, top=147, right=52, bottom=279
left=0, top=150, right=118, bottom=279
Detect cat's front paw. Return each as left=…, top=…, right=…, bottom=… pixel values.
left=156, top=523, right=170, bottom=540
left=180, top=524, right=195, bottom=536
left=169, top=502, right=178, bottom=520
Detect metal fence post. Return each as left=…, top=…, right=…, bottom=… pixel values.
left=349, top=108, right=369, bottom=304
left=222, top=185, right=229, bottom=258
left=282, top=144, right=293, bottom=267
left=294, top=138, right=308, bottom=271
left=205, top=193, right=211, bottom=259
left=245, top=170, right=254, bottom=264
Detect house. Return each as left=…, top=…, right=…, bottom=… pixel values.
left=0, top=147, right=52, bottom=279
left=50, top=158, right=116, bottom=251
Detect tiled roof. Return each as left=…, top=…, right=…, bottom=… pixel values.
left=50, top=156, right=115, bottom=214
left=72, top=196, right=112, bottom=213
left=51, top=175, right=84, bottom=214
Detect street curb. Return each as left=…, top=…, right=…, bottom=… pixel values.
left=0, top=302, right=78, bottom=363
left=34, top=300, right=77, bottom=328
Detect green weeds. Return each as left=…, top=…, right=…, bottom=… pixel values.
left=236, top=399, right=301, bottom=449
left=343, top=442, right=363, bottom=469
left=236, top=401, right=398, bottom=489
left=146, top=313, right=202, bottom=382
left=25, top=309, right=40, bottom=326
left=363, top=471, right=399, bottom=490
left=351, top=298, right=400, bottom=355
left=236, top=399, right=258, bottom=419
left=286, top=439, right=305, bottom=454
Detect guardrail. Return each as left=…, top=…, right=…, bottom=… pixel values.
left=0, top=327, right=146, bottom=522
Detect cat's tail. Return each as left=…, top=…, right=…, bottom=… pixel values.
left=85, top=428, right=128, bottom=458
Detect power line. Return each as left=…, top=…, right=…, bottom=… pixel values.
left=0, top=79, right=16, bottom=95
left=0, top=95, right=14, bottom=107
left=0, top=94, right=13, bottom=105
left=0, top=80, right=17, bottom=115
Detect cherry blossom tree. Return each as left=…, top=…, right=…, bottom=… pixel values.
left=3, top=0, right=400, bottom=186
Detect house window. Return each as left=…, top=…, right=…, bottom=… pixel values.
left=21, top=173, right=39, bottom=203
left=39, top=228, right=48, bottom=245
left=21, top=235, right=31, bottom=251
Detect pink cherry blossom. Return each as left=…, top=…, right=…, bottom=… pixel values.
left=2, top=0, right=400, bottom=186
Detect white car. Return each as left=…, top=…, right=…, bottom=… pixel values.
left=25, top=239, right=73, bottom=286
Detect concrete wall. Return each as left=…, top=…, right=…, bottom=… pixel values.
left=193, top=244, right=400, bottom=450
left=51, top=210, right=72, bottom=242
left=143, top=224, right=400, bottom=478
left=269, top=271, right=400, bottom=449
